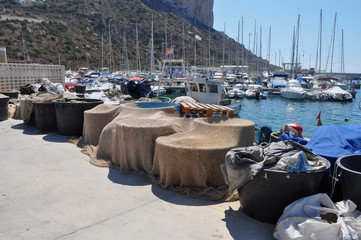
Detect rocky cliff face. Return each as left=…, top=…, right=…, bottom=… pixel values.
left=166, top=0, right=214, bottom=28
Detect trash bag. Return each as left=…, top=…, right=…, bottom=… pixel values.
left=274, top=193, right=361, bottom=240
left=255, top=125, right=273, bottom=144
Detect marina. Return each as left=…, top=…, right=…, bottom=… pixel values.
left=1, top=0, right=361, bottom=239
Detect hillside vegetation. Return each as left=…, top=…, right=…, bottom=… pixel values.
left=0, top=0, right=272, bottom=72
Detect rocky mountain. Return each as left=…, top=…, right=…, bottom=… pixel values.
left=0, top=0, right=272, bottom=73
left=165, top=0, right=214, bottom=28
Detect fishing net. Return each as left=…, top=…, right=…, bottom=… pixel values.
left=82, top=104, right=255, bottom=201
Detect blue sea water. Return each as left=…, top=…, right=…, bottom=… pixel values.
left=237, top=89, right=361, bottom=138
left=166, top=89, right=361, bottom=138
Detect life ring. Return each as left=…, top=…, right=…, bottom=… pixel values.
left=321, top=83, right=327, bottom=89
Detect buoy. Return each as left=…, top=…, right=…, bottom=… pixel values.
left=286, top=123, right=303, bottom=135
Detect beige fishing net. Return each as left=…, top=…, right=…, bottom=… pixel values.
left=82, top=103, right=255, bottom=200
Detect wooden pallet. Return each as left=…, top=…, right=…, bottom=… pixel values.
left=180, top=102, right=234, bottom=118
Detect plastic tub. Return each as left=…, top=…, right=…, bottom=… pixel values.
left=33, top=102, right=57, bottom=131
left=0, top=91, right=19, bottom=99
left=0, top=96, right=9, bottom=121
left=336, top=155, right=361, bottom=209
left=55, top=99, right=103, bottom=136
left=238, top=166, right=329, bottom=224
left=74, top=85, right=86, bottom=93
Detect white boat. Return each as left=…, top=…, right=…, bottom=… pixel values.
left=323, top=86, right=353, bottom=101
left=151, top=85, right=166, bottom=96
left=182, top=76, right=241, bottom=115
left=227, top=87, right=244, bottom=98
left=280, top=80, right=306, bottom=100
left=245, top=87, right=267, bottom=99
left=305, top=90, right=329, bottom=101
left=267, top=72, right=289, bottom=94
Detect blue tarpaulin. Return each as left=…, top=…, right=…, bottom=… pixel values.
left=306, top=125, right=361, bottom=163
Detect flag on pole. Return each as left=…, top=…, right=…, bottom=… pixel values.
left=316, top=111, right=323, bottom=126
left=167, top=47, right=174, bottom=55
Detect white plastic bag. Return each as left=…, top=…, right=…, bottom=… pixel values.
left=274, top=193, right=361, bottom=240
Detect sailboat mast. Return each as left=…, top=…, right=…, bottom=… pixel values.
left=291, top=27, right=295, bottom=74
left=319, top=9, right=322, bottom=73
left=237, top=20, right=240, bottom=67
left=182, top=21, right=185, bottom=60
left=222, top=22, right=226, bottom=67
left=150, top=14, right=154, bottom=74
left=267, top=26, right=271, bottom=70
left=101, top=34, right=104, bottom=70
left=123, top=30, right=129, bottom=71
left=165, top=21, right=168, bottom=60
left=341, top=29, right=345, bottom=73
left=108, top=19, right=112, bottom=72
left=259, top=25, right=262, bottom=75
left=295, top=14, right=300, bottom=75
left=22, top=33, right=26, bottom=61
left=330, top=12, right=337, bottom=73
left=136, top=22, right=141, bottom=71
left=241, top=17, right=244, bottom=76
left=194, top=18, right=197, bottom=66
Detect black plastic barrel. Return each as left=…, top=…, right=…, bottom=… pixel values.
left=0, top=96, right=9, bottom=121
left=33, top=102, right=57, bottom=131
left=238, top=166, right=329, bottom=224
left=74, top=85, right=86, bottom=93
left=0, top=92, right=19, bottom=99
left=336, top=155, right=361, bottom=209
left=55, top=99, right=103, bottom=136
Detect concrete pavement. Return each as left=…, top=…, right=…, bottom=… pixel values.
left=0, top=119, right=274, bottom=240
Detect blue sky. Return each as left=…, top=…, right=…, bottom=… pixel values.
left=213, top=0, right=361, bottom=73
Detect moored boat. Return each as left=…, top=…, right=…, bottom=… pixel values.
left=280, top=80, right=306, bottom=100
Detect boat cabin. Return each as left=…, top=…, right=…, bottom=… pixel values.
left=183, top=77, right=226, bottom=105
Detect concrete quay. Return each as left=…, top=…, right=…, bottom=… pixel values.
left=0, top=119, right=274, bottom=240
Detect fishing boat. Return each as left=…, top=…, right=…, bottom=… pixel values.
left=182, top=76, right=241, bottom=115
left=280, top=79, right=306, bottom=100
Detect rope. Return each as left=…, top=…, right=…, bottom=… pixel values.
left=330, top=162, right=340, bottom=198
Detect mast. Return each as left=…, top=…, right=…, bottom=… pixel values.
left=165, top=21, right=168, bottom=60
left=291, top=26, right=295, bottom=74
left=248, top=32, right=251, bottom=76
left=259, top=25, right=262, bottom=75
left=237, top=20, right=240, bottom=67
left=108, top=19, right=112, bottom=72
left=341, top=29, right=345, bottom=73
left=123, top=30, right=129, bottom=71
left=182, top=21, right=185, bottom=60
left=150, top=14, right=154, bottom=75
left=222, top=22, right=226, bottom=67
left=241, top=17, right=244, bottom=76
left=253, top=19, right=256, bottom=54
left=136, top=22, right=141, bottom=71
left=21, top=32, right=26, bottom=61
left=295, top=14, right=300, bottom=75
left=208, top=26, right=211, bottom=78
left=101, top=34, right=104, bottom=70
left=267, top=26, right=271, bottom=70
left=319, top=9, right=322, bottom=73
left=330, top=12, right=337, bottom=73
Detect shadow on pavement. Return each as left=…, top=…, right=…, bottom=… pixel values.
left=222, top=207, right=275, bottom=240
left=150, top=183, right=223, bottom=207
left=107, top=168, right=152, bottom=186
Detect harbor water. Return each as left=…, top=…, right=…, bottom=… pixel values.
left=166, top=89, right=361, bottom=138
